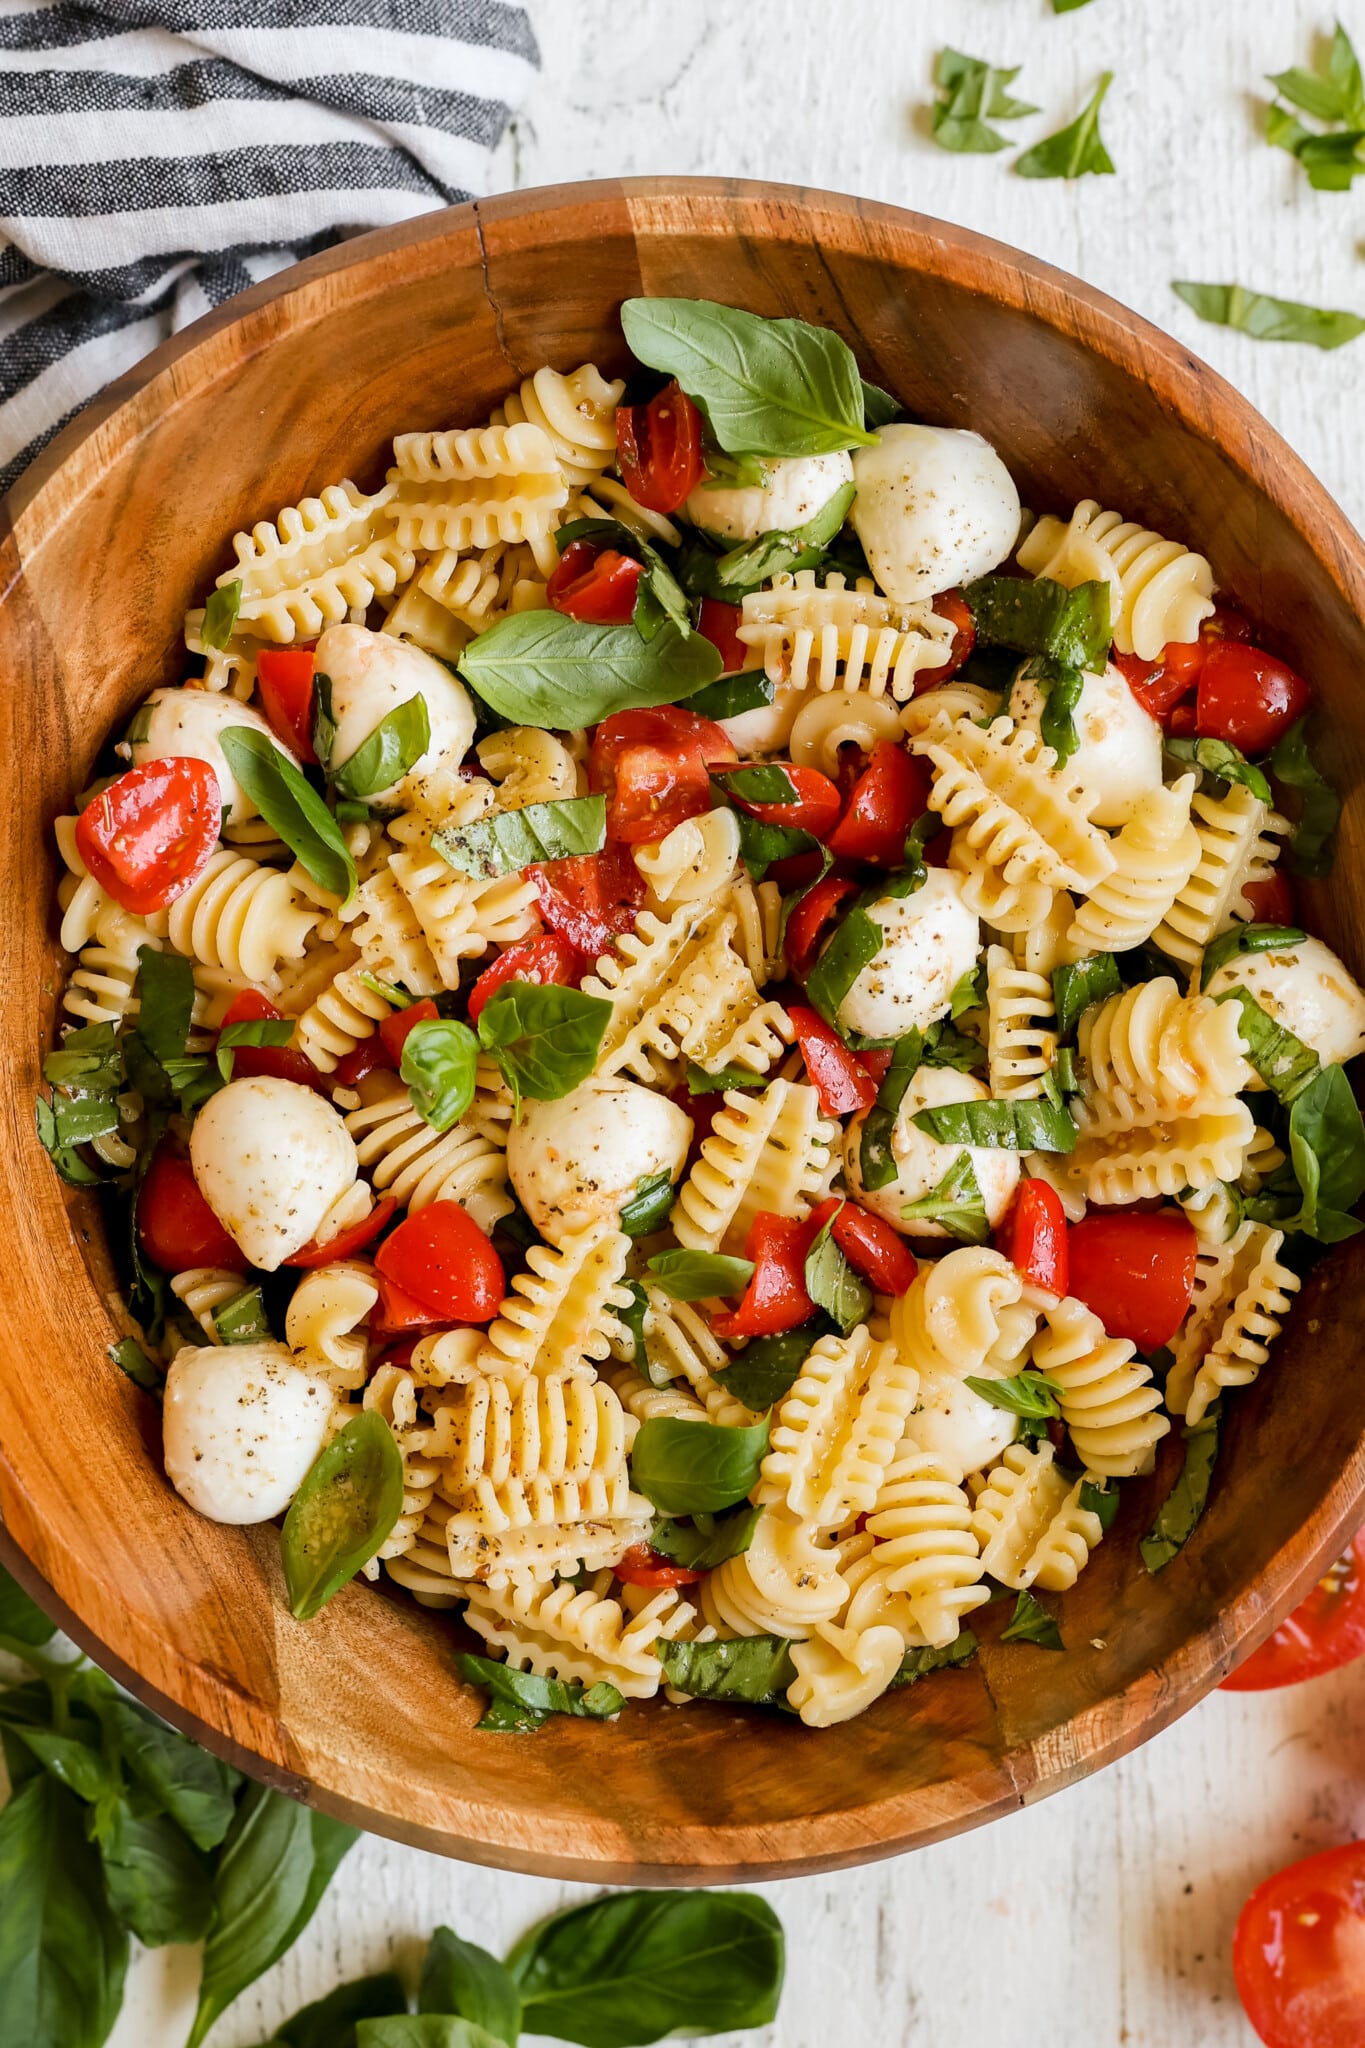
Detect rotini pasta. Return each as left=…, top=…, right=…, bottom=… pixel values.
left=1068, top=776, right=1201, bottom=955
left=985, top=944, right=1056, bottom=1099
left=344, top=1076, right=512, bottom=1233
left=1016, top=498, right=1215, bottom=659
left=1031, top=1295, right=1170, bottom=1477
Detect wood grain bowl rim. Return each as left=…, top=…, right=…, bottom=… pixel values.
left=3, top=177, right=1365, bottom=1883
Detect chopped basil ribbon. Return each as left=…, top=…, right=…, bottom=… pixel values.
left=964, top=573, right=1112, bottom=674
left=716, top=1324, right=821, bottom=1410
left=650, top=1504, right=763, bottom=1571
left=681, top=670, right=774, bottom=722
left=1141, top=1411, right=1220, bottom=1573
left=400, top=1018, right=479, bottom=1131
left=619, top=1169, right=676, bottom=1238
left=1213, top=987, right=1320, bottom=1104
left=123, top=947, right=220, bottom=1116
left=457, top=1652, right=624, bottom=1733
left=931, top=46, right=1039, bottom=154
left=1173, top=281, right=1365, bottom=351
left=475, top=981, right=611, bottom=1113
left=629, top=1414, right=771, bottom=1516
left=1271, top=717, right=1341, bottom=874
left=215, top=1016, right=294, bottom=1084
left=1052, top=951, right=1122, bottom=1041
left=655, top=1635, right=797, bottom=1706
left=281, top=1411, right=404, bottom=1620
left=1015, top=70, right=1115, bottom=180
left=220, top=727, right=356, bottom=903
left=858, top=1033, right=922, bottom=1192
left=685, top=1060, right=767, bottom=1094
left=434, top=795, right=607, bottom=880
left=711, top=763, right=800, bottom=805
left=311, top=672, right=336, bottom=770
left=913, top=1096, right=1077, bottom=1153
left=675, top=480, right=858, bottom=600
left=110, top=1336, right=161, bottom=1393
left=1080, top=1478, right=1120, bottom=1531
left=201, top=579, right=241, bottom=649
left=949, top=963, right=987, bottom=1019
left=803, top=1205, right=872, bottom=1336
left=459, top=611, right=720, bottom=729
left=805, top=868, right=926, bottom=1031
left=1164, top=734, right=1272, bottom=804
left=619, top=297, right=878, bottom=458
left=964, top=1368, right=1063, bottom=1443
left=41, top=1018, right=121, bottom=1095
left=731, top=807, right=820, bottom=881
left=332, top=695, right=430, bottom=802
left=212, top=1285, right=271, bottom=1346
left=890, top=1633, right=980, bottom=1687
left=1199, top=922, right=1307, bottom=991
left=645, top=1249, right=755, bottom=1301
left=901, top=1152, right=991, bottom=1242
left=1015, top=654, right=1085, bottom=763
left=356, top=970, right=411, bottom=1008
left=1000, top=1588, right=1064, bottom=1649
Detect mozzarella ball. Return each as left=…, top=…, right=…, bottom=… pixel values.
left=163, top=1342, right=334, bottom=1524
left=836, top=869, right=980, bottom=1040
left=314, top=624, right=476, bottom=805
left=843, top=1066, right=1020, bottom=1239
left=131, top=689, right=294, bottom=820
left=190, top=1077, right=358, bottom=1271
left=719, top=685, right=810, bottom=758
left=685, top=452, right=854, bottom=544
left=506, top=1075, right=693, bottom=1243
left=910, top=1358, right=1018, bottom=1474
left=849, top=424, right=1020, bottom=603
left=1009, top=661, right=1162, bottom=826
left=1205, top=936, right=1365, bottom=1072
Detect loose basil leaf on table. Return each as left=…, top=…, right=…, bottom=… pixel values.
left=679, top=669, right=773, bottom=723
left=1052, top=951, right=1122, bottom=1040
left=1268, top=21, right=1365, bottom=126
left=434, top=795, right=607, bottom=880
left=889, top=1634, right=979, bottom=1688
left=333, top=696, right=430, bottom=802
left=0, top=1772, right=129, bottom=2048
left=644, top=1249, right=755, bottom=1301
left=95, top=1804, right=215, bottom=1948
left=964, top=573, right=1112, bottom=674
left=216, top=1015, right=295, bottom=1083
left=0, top=1564, right=57, bottom=1649
left=656, top=1635, right=796, bottom=1707
left=931, top=45, right=1039, bottom=154
left=221, top=727, right=357, bottom=903
left=419, top=1926, right=521, bottom=2046
left=618, top=1170, right=675, bottom=1238
left=676, top=479, right=857, bottom=599
left=650, top=1504, right=763, bottom=1571
left=202, top=578, right=242, bottom=648
left=1271, top=716, right=1342, bottom=872
left=1213, top=987, right=1320, bottom=1104
left=456, top=1652, right=624, bottom=1734
left=401, top=1018, right=480, bottom=1131
left=1164, top=734, right=1273, bottom=804
left=901, top=1151, right=990, bottom=1242
left=281, top=1412, right=404, bottom=1622
left=716, top=1324, right=821, bottom=1410
left=212, top=1283, right=271, bottom=1345
left=4, top=1720, right=119, bottom=1805
left=459, top=612, right=720, bottom=728
left=476, top=982, right=612, bottom=1112
left=912, top=1096, right=1078, bottom=1153
left=630, top=1415, right=770, bottom=1516
left=620, top=296, right=878, bottom=458
left=803, top=1205, right=872, bottom=1336
left=99, top=1695, right=240, bottom=1849
left=1199, top=922, right=1307, bottom=990
left=1000, top=1588, right=1065, bottom=1649
left=1141, top=1412, right=1221, bottom=1573
left=508, top=1887, right=785, bottom=2048
left=1173, top=280, right=1365, bottom=350
left=1015, top=71, right=1115, bottom=179
left=357, top=2022, right=505, bottom=2048
left=254, top=1970, right=409, bottom=2048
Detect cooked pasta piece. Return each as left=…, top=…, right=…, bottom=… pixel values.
left=841, top=1451, right=989, bottom=1648
left=430, top=1367, right=632, bottom=1489
left=344, top=1076, right=512, bottom=1233
left=599, top=1360, right=711, bottom=1426
left=1068, top=776, right=1201, bottom=955
left=738, top=570, right=956, bottom=697
left=1166, top=1221, right=1300, bottom=1426
left=1075, top=977, right=1252, bottom=1138
left=1031, top=1295, right=1169, bottom=1477
left=969, top=1440, right=1104, bottom=1591
left=1016, top=498, right=1215, bottom=659
left=786, top=1620, right=905, bottom=1727
left=380, top=580, right=472, bottom=666
left=284, top=1260, right=377, bottom=1392
left=216, top=480, right=413, bottom=644
left=294, top=956, right=396, bottom=1071
left=634, top=809, right=741, bottom=906
left=1010, top=890, right=1079, bottom=979
left=726, top=875, right=784, bottom=989
left=386, top=845, right=538, bottom=986
left=985, top=944, right=1056, bottom=1099
left=899, top=680, right=1002, bottom=741
left=442, top=1470, right=653, bottom=1583
left=388, top=421, right=568, bottom=555
left=698, top=1507, right=848, bottom=1639
left=170, top=1267, right=247, bottom=1342
left=582, top=900, right=791, bottom=1084
left=607, top=1285, right=759, bottom=1428
left=182, top=607, right=257, bottom=698
left=671, top=1078, right=836, bottom=1255
left=161, top=849, right=320, bottom=988
left=477, top=1220, right=633, bottom=1380
left=476, top=726, right=581, bottom=808
left=1150, top=784, right=1291, bottom=968
left=888, top=1248, right=1025, bottom=1380
left=489, top=362, right=625, bottom=486
left=757, top=1326, right=919, bottom=1531
left=415, top=540, right=545, bottom=635
left=463, top=1571, right=690, bottom=1698
left=789, top=690, right=904, bottom=777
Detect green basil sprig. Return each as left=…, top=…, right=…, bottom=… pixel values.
left=1165, top=734, right=1273, bottom=804
left=311, top=672, right=337, bottom=770
left=201, top=580, right=241, bottom=649
left=803, top=1205, right=871, bottom=1336
left=1000, top=1589, right=1064, bottom=1649
left=676, top=480, right=857, bottom=600
left=620, top=297, right=877, bottom=458
left=931, top=46, right=1038, bottom=154
left=964, top=1369, right=1063, bottom=1443
left=650, top=1505, right=763, bottom=1572
left=263, top=1971, right=409, bottom=2046
left=655, top=1635, right=796, bottom=1707
left=1140, top=1411, right=1221, bottom=1573
left=280, top=1412, right=405, bottom=1622
left=1271, top=716, right=1341, bottom=872
left=216, top=1015, right=294, bottom=1083
left=126, top=947, right=216, bottom=1114
left=630, top=1415, right=771, bottom=1515
left=1269, top=21, right=1365, bottom=129
left=913, top=1096, right=1077, bottom=1153
left=459, top=613, right=720, bottom=729
left=645, top=1249, right=755, bottom=1301
left=456, top=1653, right=623, bottom=1734
left=1015, top=71, right=1115, bottom=179
left=221, top=727, right=357, bottom=903
left=212, top=1285, right=270, bottom=1346
left=1248, top=1061, right=1365, bottom=1243
left=434, top=796, right=607, bottom=880
left=680, top=670, right=773, bottom=722
left=1052, top=951, right=1122, bottom=1041
left=964, top=574, right=1111, bottom=674
left=901, top=1152, right=990, bottom=1241
left=476, top=982, right=611, bottom=1113
left=333, top=696, right=430, bottom=803
left=1173, top=281, right=1365, bottom=350
left=0, top=1773, right=129, bottom=2047
left=1212, top=987, right=1320, bottom=1104
left=716, top=1325, right=820, bottom=1411
left=619, top=1170, right=676, bottom=1238
left=1199, top=922, right=1307, bottom=991
left=401, top=1018, right=480, bottom=1131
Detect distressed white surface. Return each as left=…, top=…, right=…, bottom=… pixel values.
left=114, top=3, right=1365, bottom=2042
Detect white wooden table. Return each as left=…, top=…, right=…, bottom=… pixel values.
left=111, top=3, right=1365, bottom=2040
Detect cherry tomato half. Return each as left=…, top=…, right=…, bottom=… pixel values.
left=930, top=590, right=976, bottom=681
left=829, top=1199, right=917, bottom=1297
left=255, top=646, right=318, bottom=764
left=75, top=758, right=221, bottom=916
left=1066, top=1209, right=1198, bottom=1352
left=331, top=1036, right=398, bottom=1090
left=1234, top=1839, right=1365, bottom=2048
left=547, top=540, right=643, bottom=625
left=283, top=1197, right=397, bottom=1269
left=590, top=705, right=736, bottom=845
left=137, top=1144, right=248, bottom=1274
left=827, top=741, right=932, bottom=866
left=616, top=380, right=706, bottom=514
left=785, top=875, right=860, bottom=980
left=1196, top=641, right=1312, bottom=756
left=613, top=1544, right=705, bottom=1589
left=377, top=997, right=440, bottom=1068
left=788, top=1005, right=878, bottom=1118
left=710, top=1210, right=815, bottom=1342
left=219, top=990, right=328, bottom=1093
left=733, top=764, right=842, bottom=838
left=1241, top=871, right=1299, bottom=925
left=530, top=845, right=645, bottom=961
left=696, top=597, right=749, bottom=674
left=1223, top=1526, right=1365, bottom=1691
left=997, top=1178, right=1069, bottom=1300
left=374, top=1201, right=504, bottom=1323
left=1114, top=641, right=1207, bottom=723
left=372, top=1272, right=443, bottom=1339
left=467, top=933, right=579, bottom=1026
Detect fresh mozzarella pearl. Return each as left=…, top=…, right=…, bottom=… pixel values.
left=910, top=1359, right=1018, bottom=1474
left=843, top=1066, right=1020, bottom=1239
left=685, top=452, right=854, bottom=544
left=836, top=869, right=980, bottom=1040
left=506, top=1075, right=692, bottom=1243
left=849, top=424, right=1020, bottom=603
left=131, top=689, right=293, bottom=820
left=1205, top=936, right=1365, bottom=1071
left=314, top=624, right=476, bottom=805
left=1009, top=661, right=1162, bottom=826
left=190, top=1077, right=358, bottom=1271
left=163, top=1342, right=333, bottom=1524
left=719, top=685, right=810, bottom=758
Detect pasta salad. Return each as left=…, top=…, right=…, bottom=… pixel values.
left=40, top=295, right=1363, bottom=1731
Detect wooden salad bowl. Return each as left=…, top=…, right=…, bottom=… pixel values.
left=3, top=178, right=1364, bottom=1883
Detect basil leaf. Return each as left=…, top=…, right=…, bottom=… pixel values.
left=282, top=1412, right=405, bottom=1621
left=434, top=795, right=607, bottom=880
left=1000, top=1588, right=1065, bottom=1649
left=889, top=1632, right=979, bottom=1688
left=0, top=1774, right=129, bottom=2048
left=619, top=1170, right=675, bottom=1238
left=34, top=1097, right=104, bottom=1185
left=110, top=1336, right=161, bottom=1393
left=1015, top=70, right=1115, bottom=179
left=0, top=1563, right=56, bottom=1648
left=271, top=1972, right=409, bottom=2048
left=358, top=970, right=413, bottom=1009
left=616, top=1280, right=650, bottom=1371
left=717, top=1325, right=821, bottom=1410
left=1080, top=1478, right=1120, bottom=1531
left=655, top=1635, right=796, bottom=1707
left=1051, top=0, right=1095, bottom=11
left=1272, top=1061, right=1365, bottom=1243
left=645, top=1249, right=754, bottom=1301
left=901, top=1151, right=990, bottom=1242
left=913, top=1096, right=1077, bottom=1153
left=1052, top=951, right=1122, bottom=1040
left=949, top=965, right=987, bottom=1020
left=1200, top=922, right=1307, bottom=990
left=456, top=1653, right=623, bottom=1733
left=213, top=1283, right=271, bottom=1345
left=712, top=764, right=800, bottom=805
left=419, top=1929, right=520, bottom=2046
left=333, top=696, right=430, bottom=803
left=1173, top=280, right=1365, bottom=351
left=43, top=1019, right=121, bottom=1094
left=730, top=806, right=818, bottom=880
left=680, top=670, right=773, bottom=722
left=1212, top=987, right=1320, bottom=1104
left=858, top=1033, right=924, bottom=1192
left=803, top=1205, right=872, bottom=1336
left=132, top=943, right=197, bottom=1069
left=1296, top=129, right=1365, bottom=189
left=860, top=379, right=901, bottom=429
left=221, top=727, right=357, bottom=903
left=358, top=2024, right=504, bottom=2048
left=964, top=1369, right=1063, bottom=1422
left=96, top=1804, right=214, bottom=1947
left=202, top=579, right=242, bottom=649
left=1164, top=735, right=1273, bottom=804
left=684, top=1060, right=767, bottom=1094
left=678, top=480, right=858, bottom=599
left=932, top=46, right=1039, bottom=155
left=1017, top=654, right=1085, bottom=763
left=476, top=982, right=612, bottom=1111
left=1271, top=716, right=1341, bottom=874
left=650, top=1504, right=763, bottom=1571
left=554, top=517, right=692, bottom=640
left=630, top=1415, right=771, bottom=1515
left=460, top=612, right=719, bottom=729
left=621, top=296, right=876, bottom=459
left=99, top=1698, right=240, bottom=1850
left=189, top=1787, right=358, bottom=2048
left=400, top=1018, right=479, bottom=1132
left=1268, top=22, right=1365, bottom=125
left=1141, top=1412, right=1220, bottom=1573
left=805, top=901, right=887, bottom=1029
left=5, top=1719, right=117, bottom=1805
left=216, top=1015, right=295, bottom=1083
left=312, top=672, right=336, bottom=771
left=964, top=574, right=1112, bottom=673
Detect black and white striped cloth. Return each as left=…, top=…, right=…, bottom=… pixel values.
left=0, top=0, right=538, bottom=492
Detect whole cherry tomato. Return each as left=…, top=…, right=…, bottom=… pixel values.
left=374, top=1201, right=504, bottom=1323
left=75, top=759, right=221, bottom=916
left=589, top=705, right=736, bottom=845
left=255, top=647, right=318, bottom=763
left=732, top=764, right=842, bottom=838
left=218, top=990, right=328, bottom=1093
left=827, top=741, right=932, bottom=866
left=137, top=1144, right=248, bottom=1273
left=1234, top=1839, right=1365, bottom=2048
left=283, top=1197, right=397, bottom=1269
left=1223, top=1525, right=1365, bottom=1691
left=547, top=540, right=643, bottom=625
left=1196, top=641, right=1312, bottom=756
left=616, top=380, right=706, bottom=514
left=467, top=933, right=579, bottom=1026
left=1066, top=1209, right=1198, bottom=1352
left=613, top=1544, right=705, bottom=1589
left=530, top=845, right=645, bottom=960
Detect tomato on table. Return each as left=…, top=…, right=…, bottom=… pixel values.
left=1196, top=641, right=1312, bottom=755
left=374, top=1200, right=504, bottom=1324
left=827, top=740, right=932, bottom=866
left=589, top=705, right=736, bottom=845
left=826, top=1198, right=917, bottom=1297
left=531, top=845, right=645, bottom=960
left=467, top=933, right=579, bottom=1025
left=137, top=1144, right=248, bottom=1274
left=616, top=380, right=706, bottom=514
left=218, top=990, right=328, bottom=1093
left=547, top=540, right=643, bottom=625
left=283, top=1197, right=397, bottom=1269
left=1065, top=1209, right=1198, bottom=1352
left=732, top=764, right=842, bottom=838
left=997, top=1178, right=1069, bottom=1299
left=75, top=758, right=221, bottom=916
left=1223, top=1526, right=1365, bottom=1691
left=1234, top=1839, right=1365, bottom=2048
left=787, top=1005, right=878, bottom=1117
left=613, top=1544, right=705, bottom=1589
left=710, top=1211, right=815, bottom=1341
left=930, top=589, right=976, bottom=680
left=696, top=597, right=749, bottom=673
left=376, top=997, right=440, bottom=1067
left=255, top=646, right=318, bottom=763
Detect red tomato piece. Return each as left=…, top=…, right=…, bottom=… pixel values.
left=590, top=705, right=736, bottom=846
left=1113, top=640, right=1206, bottom=723
left=372, top=1272, right=443, bottom=1339
left=830, top=1200, right=917, bottom=1297
left=1223, top=1526, right=1365, bottom=1692
left=547, top=539, right=643, bottom=625
left=1204, top=601, right=1257, bottom=647
left=1241, top=871, right=1299, bottom=925
left=857, top=1046, right=895, bottom=1088
left=467, top=933, right=579, bottom=1026
left=377, top=997, right=440, bottom=1067
left=1168, top=698, right=1198, bottom=737
left=1196, top=641, right=1312, bottom=756
left=531, top=845, right=646, bottom=961
left=218, top=990, right=328, bottom=1093
left=1234, top=1839, right=1365, bottom=2048
left=331, top=1036, right=398, bottom=1089
left=75, top=758, right=221, bottom=916
left=930, top=590, right=976, bottom=680
left=997, top=1178, right=1070, bottom=1300
left=733, top=764, right=842, bottom=838
left=283, top=1197, right=397, bottom=1269
left=255, top=646, right=318, bottom=763
left=613, top=1544, right=705, bottom=1589
left=787, top=1005, right=878, bottom=1118
left=697, top=597, right=749, bottom=674
left=827, top=741, right=932, bottom=866
left=375, top=1201, right=504, bottom=1324
left=710, top=1211, right=815, bottom=1341
left=785, top=875, right=860, bottom=980
left=616, top=380, right=706, bottom=514
left=1066, top=1209, right=1198, bottom=1352
left=137, top=1144, right=248, bottom=1274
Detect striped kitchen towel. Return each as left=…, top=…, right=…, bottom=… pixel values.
left=0, top=0, right=539, bottom=493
